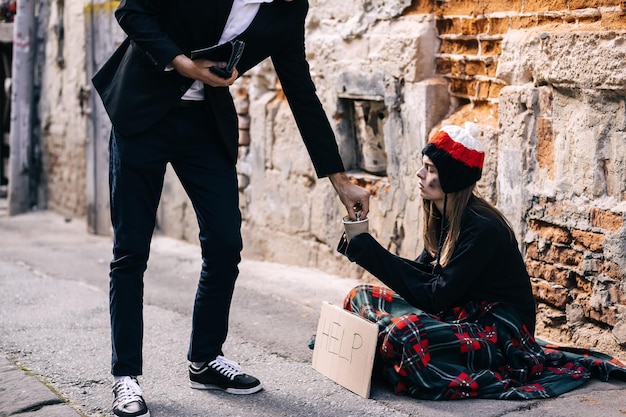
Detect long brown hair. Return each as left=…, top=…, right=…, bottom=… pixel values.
left=423, top=185, right=514, bottom=267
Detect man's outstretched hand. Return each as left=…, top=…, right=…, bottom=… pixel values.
left=328, top=172, right=371, bottom=221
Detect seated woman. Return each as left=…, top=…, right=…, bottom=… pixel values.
left=338, top=124, right=626, bottom=400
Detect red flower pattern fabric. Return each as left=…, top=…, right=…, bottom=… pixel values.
left=343, top=284, right=626, bottom=400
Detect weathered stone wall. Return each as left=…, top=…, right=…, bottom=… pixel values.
left=39, top=0, right=88, bottom=216
left=36, top=0, right=626, bottom=358
left=432, top=1, right=626, bottom=357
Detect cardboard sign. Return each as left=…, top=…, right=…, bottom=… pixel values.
left=311, top=302, right=379, bottom=398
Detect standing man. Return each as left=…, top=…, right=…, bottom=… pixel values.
left=92, top=0, right=370, bottom=416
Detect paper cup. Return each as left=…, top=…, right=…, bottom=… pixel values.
left=342, top=216, right=369, bottom=241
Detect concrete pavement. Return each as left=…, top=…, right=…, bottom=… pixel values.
left=1, top=203, right=626, bottom=417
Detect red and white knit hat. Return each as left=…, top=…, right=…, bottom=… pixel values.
left=421, top=124, right=485, bottom=193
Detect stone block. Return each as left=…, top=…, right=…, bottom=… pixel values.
left=613, top=318, right=626, bottom=346
left=565, top=301, right=586, bottom=325
left=497, top=30, right=626, bottom=90
left=584, top=303, right=618, bottom=326
left=536, top=117, right=555, bottom=179
left=336, top=72, right=386, bottom=100
left=577, top=10, right=603, bottom=24
left=400, top=77, right=451, bottom=149
left=0, top=358, right=82, bottom=417
left=600, top=10, right=626, bottom=29
left=590, top=276, right=621, bottom=308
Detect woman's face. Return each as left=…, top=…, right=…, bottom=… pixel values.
left=417, top=155, right=445, bottom=203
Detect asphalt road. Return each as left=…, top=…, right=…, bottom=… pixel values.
left=1, top=207, right=625, bottom=417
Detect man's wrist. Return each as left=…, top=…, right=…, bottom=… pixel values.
left=328, top=172, right=349, bottom=188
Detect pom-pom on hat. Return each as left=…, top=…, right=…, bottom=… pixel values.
left=421, top=123, right=485, bottom=193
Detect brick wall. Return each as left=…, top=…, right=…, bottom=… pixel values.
left=527, top=203, right=625, bottom=312
left=402, top=1, right=626, bottom=356
left=418, top=0, right=626, bottom=109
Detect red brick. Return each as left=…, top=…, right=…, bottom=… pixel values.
left=590, top=208, right=624, bottom=232
left=480, top=39, right=502, bottom=56
left=435, top=0, right=476, bottom=15
left=575, top=276, right=592, bottom=294
left=571, top=229, right=605, bottom=252
left=600, top=11, right=626, bottom=30
left=528, top=220, right=572, bottom=244
left=486, top=60, right=498, bottom=77
left=461, top=17, right=489, bottom=35
left=570, top=0, right=622, bottom=8
left=435, top=57, right=453, bottom=74
left=523, top=0, right=568, bottom=12
left=601, top=261, right=623, bottom=281
left=537, top=13, right=566, bottom=27
left=440, top=38, right=480, bottom=55
left=463, top=60, right=486, bottom=77
left=531, top=279, right=569, bottom=309
left=526, top=241, right=540, bottom=260
left=449, top=78, right=477, bottom=97
left=436, top=17, right=460, bottom=35
left=528, top=240, right=583, bottom=266
left=510, top=15, right=538, bottom=29
left=550, top=245, right=583, bottom=266
left=403, top=0, right=436, bottom=15
left=448, top=61, right=460, bottom=77
left=477, top=0, right=523, bottom=13
left=489, top=82, right=504, bottom=99
left=488, top=17, right=510, bottom=34
left=526, top=260, right=574, bottom=287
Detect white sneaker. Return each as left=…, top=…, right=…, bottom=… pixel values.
left=112, top=376, right=150, bottom=417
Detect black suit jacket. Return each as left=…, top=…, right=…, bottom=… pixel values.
left=92, top=0, right=344, bottom=178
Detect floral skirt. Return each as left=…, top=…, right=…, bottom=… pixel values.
left=343, top=284, right=626, bottom=400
